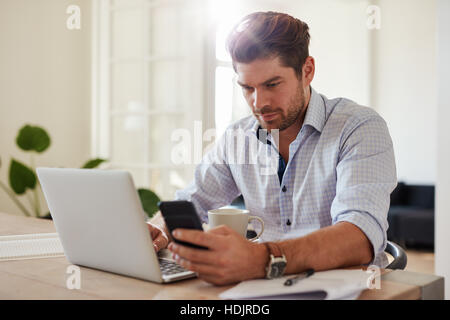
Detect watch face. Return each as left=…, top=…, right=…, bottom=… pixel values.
left=269, top=261, right=287, bottom=278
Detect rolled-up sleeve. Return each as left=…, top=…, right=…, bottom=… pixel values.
left=175, top=130, right=240, bottom=223
left=330, top=114, right=397, bottom=265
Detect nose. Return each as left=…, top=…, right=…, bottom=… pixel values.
left=251, top=89, right=270, bottom=112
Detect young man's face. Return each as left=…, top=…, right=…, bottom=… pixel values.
left=235, top=56, right=307, bottom=132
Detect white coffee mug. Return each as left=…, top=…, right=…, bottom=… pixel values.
left=207, top=208, right=264, bottom=241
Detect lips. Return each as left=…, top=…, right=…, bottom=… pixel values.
left=260, top=112, right=278, bottom=121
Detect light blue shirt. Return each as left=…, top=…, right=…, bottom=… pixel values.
left=175, top=87, right=397, bottom=267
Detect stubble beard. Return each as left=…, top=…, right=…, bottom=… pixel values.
left=257, top=86, right=306, bottom=132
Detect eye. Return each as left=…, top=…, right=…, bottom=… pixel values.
left=266, top=82, right=280, bottom=88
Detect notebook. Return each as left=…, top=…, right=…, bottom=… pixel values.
left=0, top=233, right=65, bottom=261
left=219, top=269, right=372, bottom=300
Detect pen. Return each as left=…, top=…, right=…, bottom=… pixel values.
left=283, top=268, right=315, bottom=286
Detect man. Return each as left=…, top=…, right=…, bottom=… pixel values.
left=148, top=11, right=397, bottom=285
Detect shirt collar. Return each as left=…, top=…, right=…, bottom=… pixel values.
left=302, top=87, right=326, bottom=133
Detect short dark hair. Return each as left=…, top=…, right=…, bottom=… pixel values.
left=226, top=11, right=310, bottom=79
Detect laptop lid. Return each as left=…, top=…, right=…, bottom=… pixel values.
left=36, top=167, right=165, bottom=283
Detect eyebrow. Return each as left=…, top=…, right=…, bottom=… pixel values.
left=237, top=76, right=283, bottom=88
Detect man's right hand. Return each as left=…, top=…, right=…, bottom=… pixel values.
left=147, top=222, right=169, bottom=253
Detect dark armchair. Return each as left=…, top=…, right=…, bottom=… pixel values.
left=387, top=182, right=434, bottom=249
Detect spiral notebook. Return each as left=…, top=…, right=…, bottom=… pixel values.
left=0, top=233, right=65, bottom=261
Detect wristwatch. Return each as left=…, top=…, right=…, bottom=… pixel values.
left=264, top=242, right=287, bottom=279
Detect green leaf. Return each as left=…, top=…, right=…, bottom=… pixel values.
left=82, top=158, right=107, bottom=169
left=16, top=125, right=51, bottom=153
left=9, top=159, right=37, bottom=194
left=137, top=188, right=161, bottom=219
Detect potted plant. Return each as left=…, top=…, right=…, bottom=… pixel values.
left=0, top=124, right=160, bottom=219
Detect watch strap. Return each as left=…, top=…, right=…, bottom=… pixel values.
left=264, top=242, right=287, bottom=279
left=264, top=242, right=283, bottom=258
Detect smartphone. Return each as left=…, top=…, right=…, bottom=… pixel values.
left=157, top=200, right=208, bottom=250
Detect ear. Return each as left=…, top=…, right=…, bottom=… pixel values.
left=302, top=56, right=315, bottom=89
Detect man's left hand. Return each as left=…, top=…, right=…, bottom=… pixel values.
left=168, top=225, right=267, bottom=286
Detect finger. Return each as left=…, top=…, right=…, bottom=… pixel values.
left=153, top=233, right=169, bottom=252
left=197, top=272, right=239, bottom=286
left=147, top=223, right=160, bottom=240
left=151, top=230, right=160, bottom=241
left=207, top=224, right=234, bottom=236
left=174, top=256, right=222, bottom=276
left=168, top=242, right=218, bottom=265
left=172, top=228, right=221, bottom=250
left=197, top=274, right=233, bottom=286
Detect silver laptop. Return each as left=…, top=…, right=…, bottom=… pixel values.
left=36, top=167, right=196, bottom=283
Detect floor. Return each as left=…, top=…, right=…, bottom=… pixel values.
left=387, top=248, right=435, bottom=274
left=404, top=249, right=435, bottom=274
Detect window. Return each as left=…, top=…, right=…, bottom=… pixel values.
left=92, top=0, right=206, bottom=199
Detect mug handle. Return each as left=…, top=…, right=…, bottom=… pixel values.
left=248, top=216, right=264, bottom=241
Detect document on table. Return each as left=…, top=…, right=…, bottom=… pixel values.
left=219, top=269, right=373, bottom=300
left=0, top=233, right=64, bottom=261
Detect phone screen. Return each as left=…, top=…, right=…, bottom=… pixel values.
left=158, top=200, right=208, bottom=250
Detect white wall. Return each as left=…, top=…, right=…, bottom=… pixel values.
left=436, top=0, right=450, bottom=300
left=372, top=0, right=437, bottom=185
left=0, top=0, right=92, bottom=216
left=287, top=0, right=371, bottom=107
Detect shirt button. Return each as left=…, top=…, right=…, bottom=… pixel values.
left=282, top=186, right=287, bottom=192
left=286, top=219, right=291, bottom=226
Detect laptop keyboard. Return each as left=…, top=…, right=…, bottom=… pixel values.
left=159, top=258, right=190, bottom=275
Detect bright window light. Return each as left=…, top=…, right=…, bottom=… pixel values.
left=215, top=66, right=234, bottom=137
left=210, top=0, right=243, bottom=62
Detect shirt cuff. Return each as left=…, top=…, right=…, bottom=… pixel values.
left=333, top=210, right=387, bottom=265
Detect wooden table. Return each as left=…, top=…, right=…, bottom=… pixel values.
left=0, top=212, right=444, bottom=300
